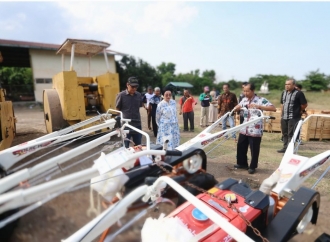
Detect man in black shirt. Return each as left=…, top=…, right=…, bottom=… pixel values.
left=116, top=77, right=143, bottom=148
left=277, top=79, right=307, bottom=153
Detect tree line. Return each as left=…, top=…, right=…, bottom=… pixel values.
left=1, top=57, right=329, bottom=100
left=116, top=56, right=330, bottom=94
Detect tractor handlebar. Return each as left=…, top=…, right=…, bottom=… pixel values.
left=165, top=150, right=183, bottom=157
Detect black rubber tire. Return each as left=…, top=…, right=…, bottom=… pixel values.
left=0, top=208, right=20, bottom=242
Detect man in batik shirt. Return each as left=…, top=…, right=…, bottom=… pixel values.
left=233, top=83, right=276, bottom=174
left=217, top=83, right=238, bottom=139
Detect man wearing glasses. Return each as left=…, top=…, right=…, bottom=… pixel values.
left=116, top=77, right=143, bottom=148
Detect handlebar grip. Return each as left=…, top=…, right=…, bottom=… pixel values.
left=144, top=174, right=186, bottom=186
left=269, top=116, right=276, bottom=120
left=115, top=116, right=122, bottom=128
left=171, top=174, right=187, bottom=183
left=144, top=177, right=159, bottom=186
left=165, top=150, right=182, bottom=156
left=129, top=119, right=140, bottom=122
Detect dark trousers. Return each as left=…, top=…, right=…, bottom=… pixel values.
left=281, top=118, right=300, bottom=149
left=183, top=111, right=194, bottom=131
left=240, top=115, right=244, bottom=124
left=151, top=114, right=158, bottom=137
left=237, top=134, right=262, bottom=169
left=147, top=109, right=152, bottom=129
left=124, top=125, right=142, bottom=148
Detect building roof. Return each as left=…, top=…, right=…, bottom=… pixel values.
left=57, top=39, right=110, bottom=56
left=0, top=39, right=60, bottom=50
left=166, top=82, right=194, bottom=88
left=0, top=38, right=127, bottom=68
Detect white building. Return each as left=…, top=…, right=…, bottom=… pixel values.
left=0, top=39, right=125, bottom=102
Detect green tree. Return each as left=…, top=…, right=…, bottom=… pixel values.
left=0, top=67, right=33, bottom=100
left=302, top=69, right=329, bottom=91
left=249, top=74, right=289, bottom=91
left=176, top=69, right=215, bottom=94
left=116, top=56, right=161, bottom=92
left=227, top=79, right=239, bottom=90
left=157, top=62, right=176, bottom=76
left=202, top=70, right=216, bottom=82
left=161, top=72, right=175, bottom=87
left=156, top=62, right=176, bottom=88
left=0, top=67, right=33, bottom=86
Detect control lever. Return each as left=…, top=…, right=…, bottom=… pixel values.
left=163, top=140, right=169, bottom=151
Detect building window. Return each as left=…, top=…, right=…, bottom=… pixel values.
left=36, top=78, right=52, bottom=84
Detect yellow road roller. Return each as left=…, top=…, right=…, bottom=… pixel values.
left=43, top=39, right=120, bottom=133
left=0, top=87, right=16, bottom=151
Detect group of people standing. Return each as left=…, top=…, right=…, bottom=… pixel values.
left=230, top=79, right=307, bottom=174
left=116, top=77, right=308, bottom=175
left=116, top=77, right=180, bottom=150
left=198, top=84, right=238, bottom=137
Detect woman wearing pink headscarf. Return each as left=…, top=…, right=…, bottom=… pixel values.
left=199, top=86, right=212, bottom=127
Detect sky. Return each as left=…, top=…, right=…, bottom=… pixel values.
left=1, top=1, right=330, bottom=82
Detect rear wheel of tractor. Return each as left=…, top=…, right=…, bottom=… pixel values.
left=43, top=89, right=67, bottom=133
left=296, top=206, right=313, bottom=234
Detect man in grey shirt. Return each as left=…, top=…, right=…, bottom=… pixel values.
left=116, top=77, right=143, bottom=148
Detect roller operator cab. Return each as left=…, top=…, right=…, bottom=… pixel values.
left=43, top=39, right=120, bottom=133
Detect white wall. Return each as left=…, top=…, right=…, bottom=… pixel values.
left=29, top=49, right=117, bottom=102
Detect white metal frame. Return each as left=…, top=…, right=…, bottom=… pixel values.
left=0, top=109, right=140, bottom=194
left=177, top=107, right=271, bottom=152
left=0, top=149, right=168, bottom=215
left=0, top=113, right=114, bottom=171
left=271, top=114, right=330, bottom=198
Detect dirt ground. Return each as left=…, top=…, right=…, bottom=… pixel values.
left=3, top=102, right=330, bottom=242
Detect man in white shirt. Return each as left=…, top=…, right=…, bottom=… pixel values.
left=143, top=86, right=154, bottom=130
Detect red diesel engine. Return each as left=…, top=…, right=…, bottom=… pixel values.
left=167, top=178, right=271, bottom=241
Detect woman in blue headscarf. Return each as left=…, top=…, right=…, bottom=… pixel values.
left=156, top=90, right=180, bottom=150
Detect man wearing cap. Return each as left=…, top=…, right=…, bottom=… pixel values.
left=116, top=77, right=143, bottom=148
left=199, top=86, right=212, bottom=127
